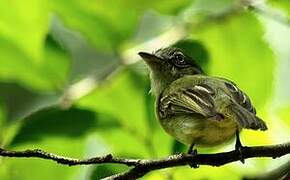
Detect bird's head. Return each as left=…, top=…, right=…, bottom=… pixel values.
left=139, top=47, right=203, bottom=96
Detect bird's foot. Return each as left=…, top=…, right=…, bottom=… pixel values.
left=235, top=144, right=245, bottom=164
left=235, top=131, right=245, bottom=164
left=188, top=148, right=199, bottom=168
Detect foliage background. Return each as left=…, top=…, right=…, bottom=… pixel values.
left=0, top=0, right=289, bottom=179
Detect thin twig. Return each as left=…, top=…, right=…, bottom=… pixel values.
left=1, top=142, right=290, bottom=179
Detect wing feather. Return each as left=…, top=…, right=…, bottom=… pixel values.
left=159, top=84, right=216, bottom=118
left=223, top=81, right=267, bottom=130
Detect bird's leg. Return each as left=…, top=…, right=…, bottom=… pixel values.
left=187, top=143, right=199, bottom=168
left=235, top=130, right=245, bottom=163
left=187, top=143, right=194, bottom=154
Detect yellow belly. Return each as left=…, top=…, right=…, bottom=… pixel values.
left=160, top=115, right=238, bottom=146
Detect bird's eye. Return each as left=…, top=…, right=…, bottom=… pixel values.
left=173, top=52, right=188, bottom=68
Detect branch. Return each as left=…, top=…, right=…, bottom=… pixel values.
left=1, top=142, right=290, bottom=179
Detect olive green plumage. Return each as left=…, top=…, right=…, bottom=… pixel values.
left=139, top=47, right=267, bottom=148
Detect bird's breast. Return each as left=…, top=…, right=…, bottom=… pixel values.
left=159, top=114, right=237, bottom=146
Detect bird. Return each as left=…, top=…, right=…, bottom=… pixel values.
left=138, top=46, right=267, bottom=165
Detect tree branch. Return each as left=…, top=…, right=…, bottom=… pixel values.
left=1, top=142, right=290, bottom=179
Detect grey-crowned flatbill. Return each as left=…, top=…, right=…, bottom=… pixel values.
left=139, top=47, right=267, bottom=165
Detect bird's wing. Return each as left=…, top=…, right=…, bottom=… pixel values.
left=222, top=80, right=267, bottom=131
left=223, top=81, right=256, bottom=114
left=158, top=84, right=217, bottom=118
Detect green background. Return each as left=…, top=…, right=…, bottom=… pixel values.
left=0, top=0, right=289, bottom=179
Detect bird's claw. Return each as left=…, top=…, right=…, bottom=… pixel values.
left=235, top=130, right=245, bottom=164
left=188, top=149, right=199, bottom=168
left=235, top=144, right=245, bottom=164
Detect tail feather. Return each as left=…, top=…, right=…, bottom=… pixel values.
left=226, top=104, right=267, bottom=131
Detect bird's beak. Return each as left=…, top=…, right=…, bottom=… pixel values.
left=138, top=52, right=162, bottom=65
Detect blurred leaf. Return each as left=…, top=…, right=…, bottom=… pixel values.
left=0, top=103, right=7, bottom=144
left=144, top=82, right=159, bottom=132
left=171, top=140, right=187, bottom=154
left=50, top=17, right=120, bottom=83
left=48, top=0, right=193, bottom=52
left=0, top=37, right=48, bottom=91
left=189, top=0, right=236, bottom=15
left=11, top=106, right=120, bottom=146
left=0, top=0, right=49, bottom=63
left=76, top=69, right=157, bottom=157
left=276, top=106, right=290, bottom=124
left=0, top=32, right=70, bottom=92
left=48, top=0, right=138, bottom=51
left=258, top=6, right=290, bottom=144
left=90, top=164, right=127, bottom=180
left=40, top=35, right=71, bottom=89
left=77, top=68, right=149, bottom=137
left=0, top=83, right=58, bottom=122
left=268, top=0, right=290, bottom=17
left=0, top=32, right=70, bottom=129
left=89, top=129, right=149, bottom=158
left=132, top=11, right=174, bottom=44
left=151, top=127, right=173, bottom=157
left=172, top=165, right=240, bottom=180
left=145, top=0, right=193, bottom=15
left=195, top=12, right=275, bottom=108
left=261, top=9, right=290, bottom=108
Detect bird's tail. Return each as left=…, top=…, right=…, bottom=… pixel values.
left=224, top=104, right=267, bottom=131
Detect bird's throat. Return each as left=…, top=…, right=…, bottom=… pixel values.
left=149, top=71, right=176, bottom=97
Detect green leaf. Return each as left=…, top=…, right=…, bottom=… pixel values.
left=0, top=33, right=70, bottom=92
left=189, top=0, right=236, bottom=15
left=171, top=140, right=187, bottom=154
left=144, top=82, right=159, bottom=132
left=132, top=11, right=174, bottom=44
left=39, top=35, right=71, bottom=89
left=10, top=106, right=121, bottom=146
left=77, top=68, right=149, bottom=137
left=48, top=0, right=193, bottom=52
left=90, top=164, right=128, bottom=180
left=50, top=17, right=119, bottom=83
left=0, top=83, right=58, bottom=122
left=277, top=106, right=290, bottom=124
left=268, top=0, right=290, bottom=17
left=48, top=0, right=137, bottom=51
left=0, top=0, right=49, bottom=63
left=0, top=38, right=45, bottom=90
left=195, top=12, right=275, bottom=108
left=261, top=8, right=290, bottom=109
left=144, top=0, right=193, bottom=15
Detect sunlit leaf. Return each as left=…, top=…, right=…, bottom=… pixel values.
left=268, top=0, right=290, bottom=17
left=77, top=69, right=149, bottom=137
left=0, top=0, right=49, bottom=63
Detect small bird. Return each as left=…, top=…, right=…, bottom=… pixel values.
left=139, top=47, right=267, bottom=162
